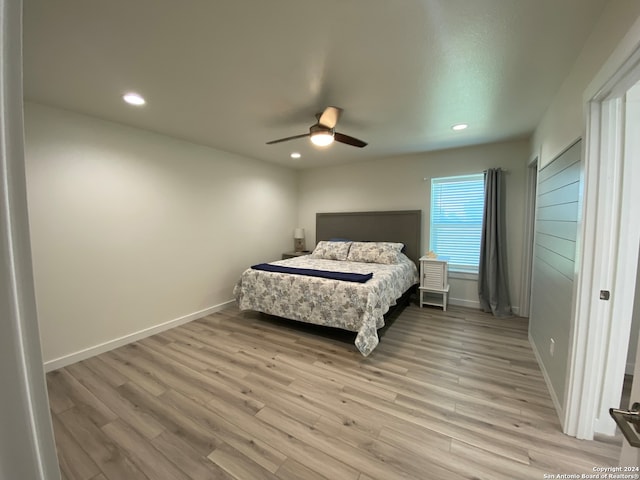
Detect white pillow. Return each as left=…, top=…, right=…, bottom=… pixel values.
left=310, top=241, right=352, bottom=261
left=347, top=242, right=404, bottom=264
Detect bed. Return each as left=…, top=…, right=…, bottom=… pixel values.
left=233, top=210, right=421, bottom=356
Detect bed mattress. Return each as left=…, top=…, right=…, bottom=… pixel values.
left=234, top=253, right=418, bottom=356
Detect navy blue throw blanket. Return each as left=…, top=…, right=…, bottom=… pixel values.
left=251, top=263, right=373, bottom=283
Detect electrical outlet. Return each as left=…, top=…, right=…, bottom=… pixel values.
left=550, top=338, right=555, bottom=357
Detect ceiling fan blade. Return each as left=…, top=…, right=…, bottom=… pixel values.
left=334, top=132, right=367, bottom=148
left=266, top=133, right=310, bottom=145
left=318, top=106, right=342, bottom=129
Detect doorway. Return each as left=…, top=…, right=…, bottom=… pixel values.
left=594, top=79, right=640, bottom=436
left=621, top=244, right=640, bottom=412
left=620, top=85, right=640, bottom=414
left=563, top=36, right=640, bottom=442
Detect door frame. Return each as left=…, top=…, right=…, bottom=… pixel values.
left=563, top=17, right=640, bottom=439
left=519, top=154, right=539, bottom=318
left=0, top=0, right=61, bottom=477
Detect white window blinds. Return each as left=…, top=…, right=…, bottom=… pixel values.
left=430, top=174, right=485, bottom=273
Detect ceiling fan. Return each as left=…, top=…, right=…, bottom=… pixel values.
left=266, top=106, right=367, bottom=148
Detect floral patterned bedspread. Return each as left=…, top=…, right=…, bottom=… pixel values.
left=233, top=254, right=418, bottom=356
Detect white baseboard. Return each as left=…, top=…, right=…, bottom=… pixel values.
left=449, top=297, right=481, bottom=309
left=449, top=297, right=521, bottom=316
left=529, top=332, right=564, bottom=428
left=43, top=299, right=235, bottom=372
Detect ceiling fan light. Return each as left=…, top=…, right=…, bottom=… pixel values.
left=310, top=131, right=334, bottom=147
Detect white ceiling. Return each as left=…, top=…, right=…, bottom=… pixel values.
left=23, top=0, right=608, bottom=169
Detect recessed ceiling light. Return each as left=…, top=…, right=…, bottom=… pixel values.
left=452, top=123, right=468, bottom=131
left=123, top=92, right=146, bottom=106
left=290, top=152, right=301, bottom=159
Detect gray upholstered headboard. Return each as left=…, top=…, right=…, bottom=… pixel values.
left=316, top=210, right=422, bottom=265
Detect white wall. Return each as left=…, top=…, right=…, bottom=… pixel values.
left=298, top=140, right=529, bottom=312
left=529, top=0, right=640, bottom=421
left=532, top=0, right=640, bottom=167
left=24, top=103, right=298, bottom=368
left=529, top=141, right=582, bottom=410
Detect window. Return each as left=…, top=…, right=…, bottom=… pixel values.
left=430, top=173, right=485, bottom=273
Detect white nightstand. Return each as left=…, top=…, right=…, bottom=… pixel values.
left=418, top=256, right=450, bottom=311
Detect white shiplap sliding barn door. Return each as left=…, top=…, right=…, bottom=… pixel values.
left=529, top=140, right=582, bottom=416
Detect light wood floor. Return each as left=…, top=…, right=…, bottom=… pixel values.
left=47, top=303, right=622, bottom=480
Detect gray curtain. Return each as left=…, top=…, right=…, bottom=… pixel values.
left=478, top=168, right=512, bottom=317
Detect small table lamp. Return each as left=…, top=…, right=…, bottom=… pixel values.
left=294, top=228, right=305, bottom=252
